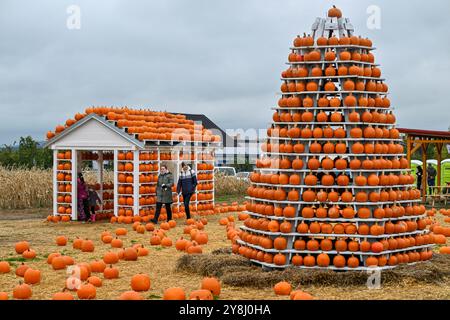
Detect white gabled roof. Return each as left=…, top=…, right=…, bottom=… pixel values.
left=44, top=114, right=145, bottom=150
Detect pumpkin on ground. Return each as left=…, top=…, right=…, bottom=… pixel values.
left=131, top=274, right=151, bottom=292
left=104, top=265, right=119, bottom=279
left=13, top=282, right=32, bottom=300
left=163, top=287, right=186, bottom=300
left=77, top=283, right=96, bottom=300
left=189, top=290, right=213, bottom=300
left=292, top=291, right=314, bottom=300
left=0, top=261, right=11, bottom=274
left=52, top=290, right=74, bottom=300
left=201, top=277, right=221, bottom=296
left=273, top=281, right=292, bottom=295
left=15, top=241, right=30, bottom=254
left=56, top=236, right=68, bottom=246
left=119, top=291, right=144, bottom=300
left=23, top=268, right=41, bottom=285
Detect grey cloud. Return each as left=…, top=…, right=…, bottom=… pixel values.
left=0, top=0, right=449, bottom=145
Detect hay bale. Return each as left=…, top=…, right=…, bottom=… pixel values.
left=221, top=268, right=372, bottom=288
left=211, top=248, right=232, bottom=255
left=220, top=265, right=255, bottom=275
left=175, top=253, right=251, bottom=277
left=427, top=253, right=450, bottom=275
left=383, top=254, right=450, bottom=284
left=221, top=270, right=286, bottom=288
left=176, top=250, right=450, bottom=288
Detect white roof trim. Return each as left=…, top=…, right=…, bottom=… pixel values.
left=44, top=114, right=145, bottom=149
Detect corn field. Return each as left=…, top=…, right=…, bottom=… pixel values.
left=0, top=166, right=52, bottom=209
left=0, top=166, right=113, bottom=210
left=0, top=167, right=246, bottom=210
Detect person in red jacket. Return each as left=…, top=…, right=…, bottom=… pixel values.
left=77, top=173, right=89, bottom=221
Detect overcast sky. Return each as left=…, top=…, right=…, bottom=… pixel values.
left=0, top=0, right=449, bottom=145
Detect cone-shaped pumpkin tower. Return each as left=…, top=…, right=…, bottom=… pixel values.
left=236, top=7, right=434, bottom=270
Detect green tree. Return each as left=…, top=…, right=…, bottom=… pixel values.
left=0, top=143, right=18, bottom=166
left=17, top=136, right=38, bottom=168
left=0, top=136, right=52, bottom=169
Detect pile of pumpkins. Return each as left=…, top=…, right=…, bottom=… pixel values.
left=46, top=107, right=221, bottom=143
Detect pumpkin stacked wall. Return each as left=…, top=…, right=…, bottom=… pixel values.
left=237, top=7, right=434, bottom=270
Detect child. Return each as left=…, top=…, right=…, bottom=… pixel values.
left=87, top=186, right=102, bottom=222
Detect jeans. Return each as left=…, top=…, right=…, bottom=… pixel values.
left=183, top=193, right=193, bottom=219
left=153, top=202, right=172, bottom=222
left=428, top=179, right=435, bottom=195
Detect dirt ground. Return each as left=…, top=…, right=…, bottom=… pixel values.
left=0, top=208, right=48, bottom=221
left=0, top=208, right=449, bottom=300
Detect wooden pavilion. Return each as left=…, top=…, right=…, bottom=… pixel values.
left=399, top=128, right=450, bottom=199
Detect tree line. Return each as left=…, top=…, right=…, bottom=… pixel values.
left=0, top=136, right=52, bottom=169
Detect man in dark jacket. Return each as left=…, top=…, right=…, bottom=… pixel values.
left=416, top=165, right=423, bottom=192
left=177, top=162, right=197, bottom=219
left=427, top=164, right=437, bottom=195
left=151, top=164, right=174, bottom=224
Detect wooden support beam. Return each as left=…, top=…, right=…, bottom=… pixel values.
left=98, top=151, right=104, bottom=212
left=421, top=143, right=428, bottom=201
left=133, top=150, right=139, bottom=216
left=53, top=149, right=58, bottom=217
left=412, top=139, right=450, bottom=144
left=406, top=136, right=411, bottom=168
left=436, top=143, right=443, bottom=194
left=410, top=142, right=422, bottom=156
left=71, top=149, right=78, bottom=221
left=113, top=150, right=118, bottom=217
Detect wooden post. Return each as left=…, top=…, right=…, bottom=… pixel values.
left=177, top=147, right=182, bottom=213
left=194, top=146, right=198, bottom=213
left=98, top=151, right=104, bottom=212
left=421, top=142, right=428, bottom=201
left=71, top=149, right=78, bottom=221
left=53, top=149, right=58, bottom=216
left=133, top=149, right=140, bottom=216
left=113, top=150, right=118, bottom=217
left=436, top=143, right=443, bottom=194
left=406, top=135, right=411, bottom=168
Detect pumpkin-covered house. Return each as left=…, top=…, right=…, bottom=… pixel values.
left=44, top=107, right=222, bottom=222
